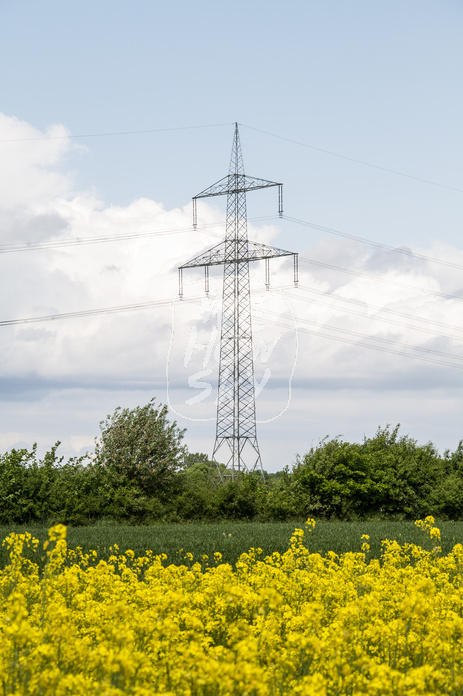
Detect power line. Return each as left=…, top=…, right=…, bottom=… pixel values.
left=4, top=223, right=463, bottom=348
left=5, top=282, right=460, bottom=344
left=2, top=118, right=460, bottom=198
left=241, top=123, right=463, bottom=194
left=299, top=256, right=463, bottom=304
left=286, top=285, right=463, bottom=342
left=0, top=122, right=234, bottom=144
left=2, top=286, right=462, bottom=374
left=0, top=216, right=278, bottom=254
left=4, top=204, right=462, bottom=313
left=0, top=224, right=194, bottom=253
left=263, top=308, right=463, bottom=372
left=0, top=296, right=202, bottom=327
left=287, top=291, right=463, bottom=343
left=4, top=265, right=458, bottom=343
left=284, top=215, right=463, bottom=272
left=0, top=222, right=219, bottom=254
left=262, top=305, right=463, bottom=364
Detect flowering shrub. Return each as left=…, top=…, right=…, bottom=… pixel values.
left=1, top=517, right=462, bottom=695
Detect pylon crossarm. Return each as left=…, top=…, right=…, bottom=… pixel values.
left=180, top=241, right=226, bottom=269
left=194, top=175, right=282, bottom=200
left=180, top=240, right=296, bottom=270
left=246, top=241, right=296, bottom=261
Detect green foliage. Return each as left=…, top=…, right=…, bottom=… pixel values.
left=175, top=462, right=216, bottom=521
left=4, top=422, right=463, bottom=524
left=0, top=443, right=98, bottom=525
left=94, top=398, right=186, bottom=496
left=292, top=425, right=449, bottom=519
left=215, top=476, right=260, bottom=521
left=182, top=452, right=210, bottom=469
left=258, top=468, right=297, bottom=521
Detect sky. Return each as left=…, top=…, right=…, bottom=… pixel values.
left=1, top=0, right=463, bottom=471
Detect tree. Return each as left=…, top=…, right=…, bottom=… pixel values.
left=292, top=425, right=448, bottom=519
left=94, top=398, right=186, bottom=495
left=182, top=452, right=211, bottom=469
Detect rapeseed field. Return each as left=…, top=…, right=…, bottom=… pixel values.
left=1, top=517, right=462, bottom=695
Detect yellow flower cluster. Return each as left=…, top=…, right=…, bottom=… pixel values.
left=1, top=517, right=462, bottom=695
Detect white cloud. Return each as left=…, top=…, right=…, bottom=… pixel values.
left=1, top=113, right=463, bottom=468
left=0, top=114, right=74, bottom=212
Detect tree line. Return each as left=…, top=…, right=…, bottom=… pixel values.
left=1, top=399, right=463, bottom=525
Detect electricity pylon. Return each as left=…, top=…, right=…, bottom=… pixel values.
left=179, top=123, right=298, bottom=481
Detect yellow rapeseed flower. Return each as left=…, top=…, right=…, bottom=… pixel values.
left=0, top=520, right=461, bottom=695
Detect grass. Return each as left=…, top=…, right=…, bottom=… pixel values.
left=1, top=519, right=462, bottom=569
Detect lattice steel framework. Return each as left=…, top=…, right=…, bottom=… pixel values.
left=179, top=123, right=298, bottom=481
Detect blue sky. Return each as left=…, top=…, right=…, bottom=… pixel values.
left=3, top=0, right=462, bottom=232
left=1, top=0, right=463, bottom=469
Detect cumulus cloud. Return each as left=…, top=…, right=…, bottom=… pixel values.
left=1, top=112, right=463, bottom=466
left=0, top=114, right=75, bottom=211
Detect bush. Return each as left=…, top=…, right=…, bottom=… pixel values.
left=292, top=425, right=449, bottom=519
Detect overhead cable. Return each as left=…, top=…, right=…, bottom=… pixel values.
left=0, top=216, right=280, bottom=254
left=0, top=122, right=234, bottom=144
left=2, top=118, right=460, bottom=196
left=241, top=124, right=463, bottom=194
left=284, top=216, right=463, bottom=272
left=2, top=289, right=463, bottom=373
left=263, top=311, right=463, bottom=372
left=284, top=285, right=463, bottom=342
left=0, top=222, right=218, bottom=253
left=261, top=306, right=463, bottom=364
left=299, top=256, right=463, bottom=303
left=0, top=296, right=202, bottom=327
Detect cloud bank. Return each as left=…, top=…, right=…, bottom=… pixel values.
left=1, top=113, right=463, bottom=468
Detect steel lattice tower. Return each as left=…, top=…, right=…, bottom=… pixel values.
left=179, top=123, right=298, bottom=480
